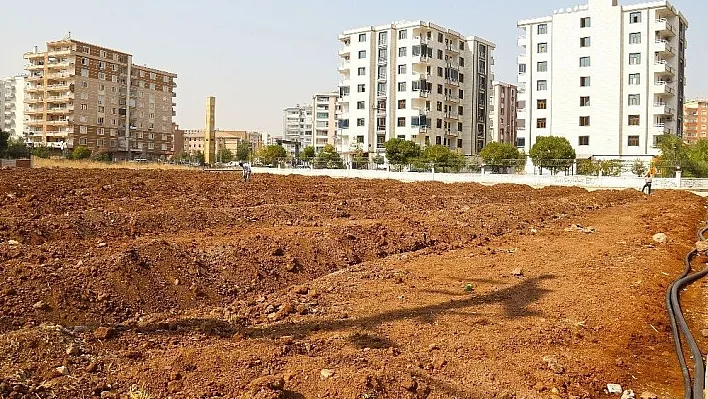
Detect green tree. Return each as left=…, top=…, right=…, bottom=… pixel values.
left=372, top=154, right=385, bottom=168
left=217, top=147, right=234, bottom=163
left=479, top=142, right=522, bottom=173
left=257, top=144, right=287, bottom=167
left=529, top=136, right=576, bottom=175
left=91, top=151, right=112, bottom=162
left=656, top=135, right=688, bottom=177
left=236, top=142, right=252, bottom=162
left=418, top=145, right=466, bottom=172
left=71, top=146, right=92, bottom=160
left=631, top=159, right=648, bottom=177
left=193, top=150, right=205, bottom=165
left=32, top=145, right=51, bottom=159
left=299, top=145, right=315, bottom=161
left=352, top=148, right=368, bottom=169
left=0, top=130, right=9, bottom=157
left=4, top=138, right=31, bottom=159
left=384, top=138, right=420, bottom=170
left=314, top=144, right=344, bottom=169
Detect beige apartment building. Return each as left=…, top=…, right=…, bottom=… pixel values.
left=24, top=36, right=177, bottom=159
left=683, top=99, right=708, bottom=143
left=489, top=82, right=518, bottom=145
left=182, top=129, right=262, bottom=157
left=312, top=92, right=339, bottom=152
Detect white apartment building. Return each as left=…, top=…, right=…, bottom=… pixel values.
left=282, top=104, right=313, bottom=152
left=489, top=82, right=518, bottom=145
left=337, top=21, right=495, bottom=158
left=312, top=92, right=338, bottom=152
left=517, top=0, right=687, bottom=160
left=0, top=76, right=26, bottom=139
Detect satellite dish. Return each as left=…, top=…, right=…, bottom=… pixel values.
left=567, top=8, right=572, bottom=12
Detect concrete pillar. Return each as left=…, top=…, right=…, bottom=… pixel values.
left=676, top=169, right=682, bottom=188
left=204, top=96, right=216, bottom=165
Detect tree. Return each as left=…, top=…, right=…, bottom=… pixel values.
left=257, top=145, right=287, bottom=167
left=529, top=136, right=576, bottom=175
left=236, top=142, right=252, bottom=162
left=384, top=138, right=420, bottom=170
left=372, top=154, right=385, bottom=168
left=32, top=145, right=51, bottom=159
left=352, top=148, right=368, bottom=169
left=71, top=146, right=92, bottom=160
left=217, top=147, right=234, bottom=163
left=0, top=130, right=9, bottom=157
left=314, top=144, right=344, bottom=169
left=631, top=159, right=648, bottom=177
left=4, top=138, right=31, bottom=159
left=299, top=145, right=315, bottom=161
left=193, top=150, right=205, bottom=166
left=479, top=142, right=522, bottom=173
left=418, top=145, right=466, bottom=172
left=92, top=151, right=112, bottom=162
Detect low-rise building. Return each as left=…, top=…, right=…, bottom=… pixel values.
left=489, top=82, right=518, bottom=145
left=0, top=75, right=26, bottom=140
left=312, top=92, right=338, bottom=152
left=683, top=99, right=708, bottom=143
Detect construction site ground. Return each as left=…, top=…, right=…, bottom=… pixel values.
left=0, top=168, right=706, bottom=399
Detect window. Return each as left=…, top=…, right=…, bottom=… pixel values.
left=358, top=67, right=365, bottom=76
left=459, top=41, right=465, bottom=50
left=357, top=101, right=365, bottom=110
left=579, top=57, right=591, bottom=67
left=579, top=116, right=590, bottom=126
left=537, top=118, right=547, bottom=128
left=537, top=80, right=547, bottom=91
left=399, top=30, right=407, bottom=40
left=357, top=118, right=365, bottom=126
left=81, top=57, right=88, bottom=66
left=629, top=32, right=641, bottom=44
left=580, top=17, right=591, bottom=28
left=398, top=99, right=406, bottom=109
left=437, top=102, right=443, bottom=111
left=628, top=94, right=640, bottom=106
left=580, top=76, right=591, bottom=87
left=81, top=69, right=89, bottom=77
left=580, top=37, right=591, bottom=47
left=537, top=43, right=547, bottom=53
left=629, top=53, right=641, bottom=65
left=537, top=99, right=547, bottom=109
left=629, top=12, right=641, bottom=24
left=397, top=117, right=406, bottom=127
left=537, top=61, right=547, bottom=72
left=436, top=119, right=443, bottom=128
left=538, top=24, right=548, bottom=34
left=628, top=115, right=640, bottom=126
left=578, top=136, right=589, bottom=146
left=80, top=126, right=87, bottom=134
left=398, top=82, right=406, bottom=92
left=438, top=32, right=443, bottom=42
left=98, top=106, right=105, bottom=113
left=459, top=73, right=464, bottom=83
left=458, top=89, right=464, bottom=99
left=437, top=84, right=443, bottom=94
left=79, top=138, right=88, bottom=146
left=98, top=117, right=104, bottom=125
left=98, top=61, right=105, bottom=70
left=357, top=84, right=365, bottom=93
left=628, top=136, right=640, bottom=146
left=358, top=50, right=366, bottom=59
left=81, top=104, right=88, bottom=111
left=398, top=65, right=406, bottom=74
left=629, top=73, right=641, bottom=85
left=82, top=81, right=88, bottom=88
left=519, top=64, right=527, bottom=74
left=458, top=123, right=463, bottom=132
left=580, top=96, right=590, bottom=106
left=437, top=67, right=443, bottom=77
left=459, top=57, right=465, bottom=67
left=458, top=106, right=464, bottom=115
left=97, top=128, right=105, bottom=135
left=358, top=33, right=366, bottom=42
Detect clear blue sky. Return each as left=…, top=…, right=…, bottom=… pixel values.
left=0, top=0, right=704, bottom=136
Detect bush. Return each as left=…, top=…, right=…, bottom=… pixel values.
left=631, top=159, right=648, bottom=177
left=4, top=138, right=31, bottom=159
left=92, top=151, right=112, bottom=162
left=71, top=146, right=92, bottom=160
left=32, top=145, right=51, bottom=159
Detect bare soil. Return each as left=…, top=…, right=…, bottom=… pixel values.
left=0, top=169, right=705, bottom=399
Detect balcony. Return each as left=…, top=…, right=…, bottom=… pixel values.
left=655, top=18, right=676, bottom=36
left=45, top=84, right=71, bottom=92
left=416, top=90, right=429, bottom=98
left=517, top=54, right=527, bottom=64
left=655, top=39, right=675, bottom=56
left=412, top=55, right=430, bottom=65
left=654, top=122, right=673, bottom=134
left=48, top=49, right=72, bottom=57
left=652, top=102, right=673, bottom=115
left=376, top=125, right=386, bottom=133
left=445, top=77, right=460, bottom=86
left=654, top=60, right=675, bottom=76
left=444, top=112, right=458, bottom=120
left=445, top=129, right=457, bottom=136
left=24, top=97, right=44, bottom=104
left=45, top=120, right=71, bottom=127
left=46, top=72, right=73, bottom=80
left=378, top=40, right=388, bottom=48
left=416, top=125, right=429, bottom=133
left=25, top=107, right=45, bottom=116
left=338, top=48, right=351, bottom=57
left=376, top=108, right=386, bottom=116
left=46, top=93, right=75, bottom=103
left=47, top=105, right=74, bottom=114
left=46, top=60, right=74, bottom=69
left=377, top=73, right=387, bottom=81
left=415, top=72, right=430, bottom=81
left=517, top=36, right=527, bottom=47
left=413, top=36, right=430, bottom=45
left=444, top=94, right=460, bottom=103
left=26, top=63, right=45, bottom=71
left=377, top=57, right=388, bottom=65
left=26, top=85, right=45, bottom=93
left=654, top=81, right=675, bottom=96
left=445, top=43, right=459, bottom=53
left=338, top=62, right=350, bottom=73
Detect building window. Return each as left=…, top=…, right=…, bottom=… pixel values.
left=537, top=80, right=547, bottom=91
left=437, top=84, right=443, bottom=94
left=358, top=50, right=366, bottom=59
left=580, top=96, right=590, bottom=106
left=580, top=76, right=591, bottom=87
left=629, top=32, right=641, bottom=44
left=97, top=128, right=105, bottom=135
left=79, top=138, right=88, bottom=145
left=537, top=118, right=547, bottom=128
left=538, top=24, right=548, bottom=34
left=629, top=73, right=641, bottom=85
left=359, top=33, right=366, bottom=42
left=436, top=119, right=443, bottom=128
left=398, top=99, right=406, bottom=109
left=397, top=117, right=406, bottom=127
left=398, top=82, right=406, bottom=92
left=628, top=115, right=640, bottom=126
left=537, top=99, right=547, bottom=109
left=437, top=102, right=443, bottom=111
left=580, top=37, right=591, bottom=47
left=537, top=43, right=547, bottom=53
left=519, top=64, right=527, bottom=74
left=458, top=89, right=464, bottom=99
left=580, top=17, right=591, bottom=28
left=357, top=101, right=365, bottom=110
left=80, top=126, right=87, bottom=134
left=459, top=57, right=465, bottom=67
left=438, top=32, right=444, bottom=42
left=628, top=94, right=640, bottom=106
left=578, top=136, right=589, bottom=146
left=399, top=29, right=407, bottom=40
left=629, top=53, right=641, bottom=65
left=579, top=57, right=591, bottom=67
left=398, top=47, right=407, bottom=57
left=458, top=106, right=464, bottom=115
left=437, top=49, right=443, bottom=60
left=579, top=116, right=590, bottom=126
left=629, top=12, right=641, bottom=24
left=398, top=65, right=406, bottom=74
left=537, top=61, right=547, bottom=72
left=357, top=118, right=365, bottom=126
left=81, top=104, right=88, bottom=110
left=358, top=67, right=365, bottom=76
left=357, top=84, right=365, bottom=93
left=628, top=135, right=640, bottom=146
left=437, top=67, right=444, bottom=77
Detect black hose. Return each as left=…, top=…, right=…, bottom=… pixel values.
left=667, top=226, right=708, bottom=399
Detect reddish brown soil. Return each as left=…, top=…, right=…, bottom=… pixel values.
left=0, top=169, right=705, bottom=399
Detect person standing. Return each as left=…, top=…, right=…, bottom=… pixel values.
left=641, top=164, right=657, bottom=195
left=238, top=162, right=252, bottom=183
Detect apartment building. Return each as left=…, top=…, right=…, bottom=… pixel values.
left=683, top=99, right=708, bottom=143
left=517, top=0, right=687, bottom=160
left=337, top=21, right=495, bottom=158
left=282, top=104, right=313, bottom=154
left=312, top=92, right=339, bottom=152
left=24, top=36, right=177, bottom=159
left=489, top=82, right=518, bottom=145
left=0, top=76, right=26, bottom=139
left=183, top=129, right=261, bottom=156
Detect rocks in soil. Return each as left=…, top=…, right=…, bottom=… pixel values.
left=7, top=240, right=19, bottom=246
left=639, top=392, right=658, bottom=399
left=32, top=301, right=50, bottom=310
left=399, top=374, right=417, bottom=392
left=701, top=329, right=708, bottom=338
left=607, top=384, right=622, bottom=394
left=320, top=369, right=336, bottom=380
left=66, top=344, right=81, bottom=356
left=511, top=268, right=524, bottom=277
left=621, top=390, right=635, bottom=399
left=652, top=233, right=667, bottom=244
left=243, top=375, right=285, bottom=399
left=696, top=240, right=708, bottom=252
left=93, top=327, right=117, bottom=340
left=542, top=355, right=565, bottom=374
left=55, top=366, right=69, bottom=376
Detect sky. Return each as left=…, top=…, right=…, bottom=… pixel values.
left=0, top=0, right=705, bottom=136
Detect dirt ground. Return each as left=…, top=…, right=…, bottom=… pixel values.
left=0, top=169, right=706, bottom=399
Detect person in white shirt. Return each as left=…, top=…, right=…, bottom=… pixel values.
left=238, top=162, right=252, bottom=183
